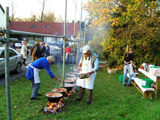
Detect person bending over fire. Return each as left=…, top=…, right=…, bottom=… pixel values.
left=25, top=56, right=61, bottom=100
left=75, top=45, right=99, bottom=105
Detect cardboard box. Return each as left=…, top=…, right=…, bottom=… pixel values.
left=108, top=69, right=116, bottom=73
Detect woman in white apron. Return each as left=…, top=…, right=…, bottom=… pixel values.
left=123, top=47, right=136, bottom=86
left=75, top=45, right=98, bottom=105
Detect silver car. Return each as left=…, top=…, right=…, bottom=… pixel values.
left=0, top=47, right=23, bottom=75
left=50, top=46, right=61, bottom=63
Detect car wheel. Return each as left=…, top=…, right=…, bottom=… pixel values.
left=15, top=63, right=21, bottom=74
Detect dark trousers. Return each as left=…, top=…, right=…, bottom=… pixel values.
left=31, top=80, right=40, bottom=98
left=23, top=58, right=26, bottom=64
left=78, top=87, right=93, bottom=102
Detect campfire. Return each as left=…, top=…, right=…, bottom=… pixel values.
left=42, top=98, right=65, bottom=114
left=64, top=89, right=74, bottom=98
left=42, top=89, right=75, bottom=114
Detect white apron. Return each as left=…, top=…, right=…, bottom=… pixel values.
left=124, top=62, right=134, bottom=75
left=27, top=64, right=41, bottom=84
left=76, top=57, right=97, bottom=89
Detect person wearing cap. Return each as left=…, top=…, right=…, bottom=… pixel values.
left=25, top=56, right=61, bottom=100
left=75, top=45, right=99, bottom=105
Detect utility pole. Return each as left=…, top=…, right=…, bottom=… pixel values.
left=0, top=7, right=18, bottom=120
left=62, top=0, right=67, bottom=87
left=76, top=0, right=83, bottom=66
left=74, top=0, right=77, bottom=36
left=5, top=7, right=11, bottom=120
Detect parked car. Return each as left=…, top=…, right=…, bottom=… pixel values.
left=0, top=47, right=23, bottom=75
left=27, top=40, right=35, bottom=49
left=49, top=46, right=61, bottom=63
left=15, top=41, right=23, bottom=48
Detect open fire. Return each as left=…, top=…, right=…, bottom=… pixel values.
left=42, top=98, right=65, bottom=114
left=42, top=90, right=74, bottom=114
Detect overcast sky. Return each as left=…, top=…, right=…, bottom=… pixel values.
left=0, top=0, right=88, bottom=22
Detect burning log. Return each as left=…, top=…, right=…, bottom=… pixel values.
left=42, top=99, right=65, bottom=114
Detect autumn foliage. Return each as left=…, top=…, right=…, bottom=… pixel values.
left=84, top=0, right=160, bottom=68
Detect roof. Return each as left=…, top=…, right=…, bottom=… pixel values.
left=0, top=4, right=5, bottom=13
left=9, top=22, right=80, bottom=37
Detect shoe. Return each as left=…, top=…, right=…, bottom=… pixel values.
left=75, top=98, right=82, bottom=101
left=23, top=64, right=27, bottom=66
left=30, top=97, right=41, bottom=100
left=128, top=84, right=133, bottom=86
left=123, top=84, right=126, bottom=86
left=87, top=101, right=91, bottom=105
left=37, top=93, right=42, bottom=96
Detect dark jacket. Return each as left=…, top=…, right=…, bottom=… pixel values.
left=30, top=45, right=40, bottom=58
left=40, top=46, right=46, bottom=57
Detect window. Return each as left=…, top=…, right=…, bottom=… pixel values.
left=42, top=26, right=45, bottom=28
left=47, top=26, right=50, bottom=28
left=9, top=50, right=16, bottom=57
left=0, top=51, right=4, bottom=58
left=31, top=25, right=36, bottom=28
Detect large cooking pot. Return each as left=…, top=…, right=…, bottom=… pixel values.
left=60, top=83, right=74, bottom=91
left=66, top=77, right=77, bottom=80
left=71, top=72, right=79, bottom=75
left=51, top=88, right=67, bottom=96
left=66, top=73, right=76, bottom=77
left=64, top=79, right=74, bottom=84
left=45, top=92, right=63, bottom=102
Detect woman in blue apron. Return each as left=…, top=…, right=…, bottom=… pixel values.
left=25, top=56, right=61, bottom=100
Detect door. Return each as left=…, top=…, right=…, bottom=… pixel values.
left=9, top=49, right=18, bottom=71
left=0, top=51, right=5, bottom=75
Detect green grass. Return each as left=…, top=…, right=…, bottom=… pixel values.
left=0, top=65, right=160, bottom=120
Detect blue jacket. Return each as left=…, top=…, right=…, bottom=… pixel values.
left=25, top=57, right=55, bottom=80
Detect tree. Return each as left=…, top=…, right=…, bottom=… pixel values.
left=84, top=0, right=160, bottom=67
left=39, top=0, right=46, bottom=22
left=42, top=11, right=56, bottom=22
left=56, top=14, right=63, bottom=22
left=9, top=0, right=16, bottom=21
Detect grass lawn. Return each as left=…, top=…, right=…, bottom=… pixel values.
left=0, top=64, right=160, bottom=120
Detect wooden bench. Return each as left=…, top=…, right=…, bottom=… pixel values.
left=127, top=74, right=155, bottom=99
left=138, top=68, right=160, bottom=99
left=98, top=60, right=107, bottom=70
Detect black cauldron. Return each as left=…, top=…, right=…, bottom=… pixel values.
left=64, top=79, right=74, bottom=84
left=60, top=83, right=74, bottom=91
left=51, top=88, right=67, bottom=96
left=45, top=92, right=63, bottom=102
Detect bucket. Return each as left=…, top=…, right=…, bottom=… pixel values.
left=119, top=74, right=124, bottom=82
left=142, top=79, right=152, bottom=88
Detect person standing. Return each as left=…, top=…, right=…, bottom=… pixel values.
left=44, top=43, right=50, bottom=57
left=75, top=45, right=99, bottom=105
left=123, top=47, right=136, bottom=86
left=25, top=56, right=61, bottom=100
left=21, top=41, right=28, bottom=66
left=30, top=42, right=40, bottom=61
left=10, top=42, right=16, bottom=49
left=65, top=45, right=71, bottom=64
left=39, top=42, right=46, bottom=57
